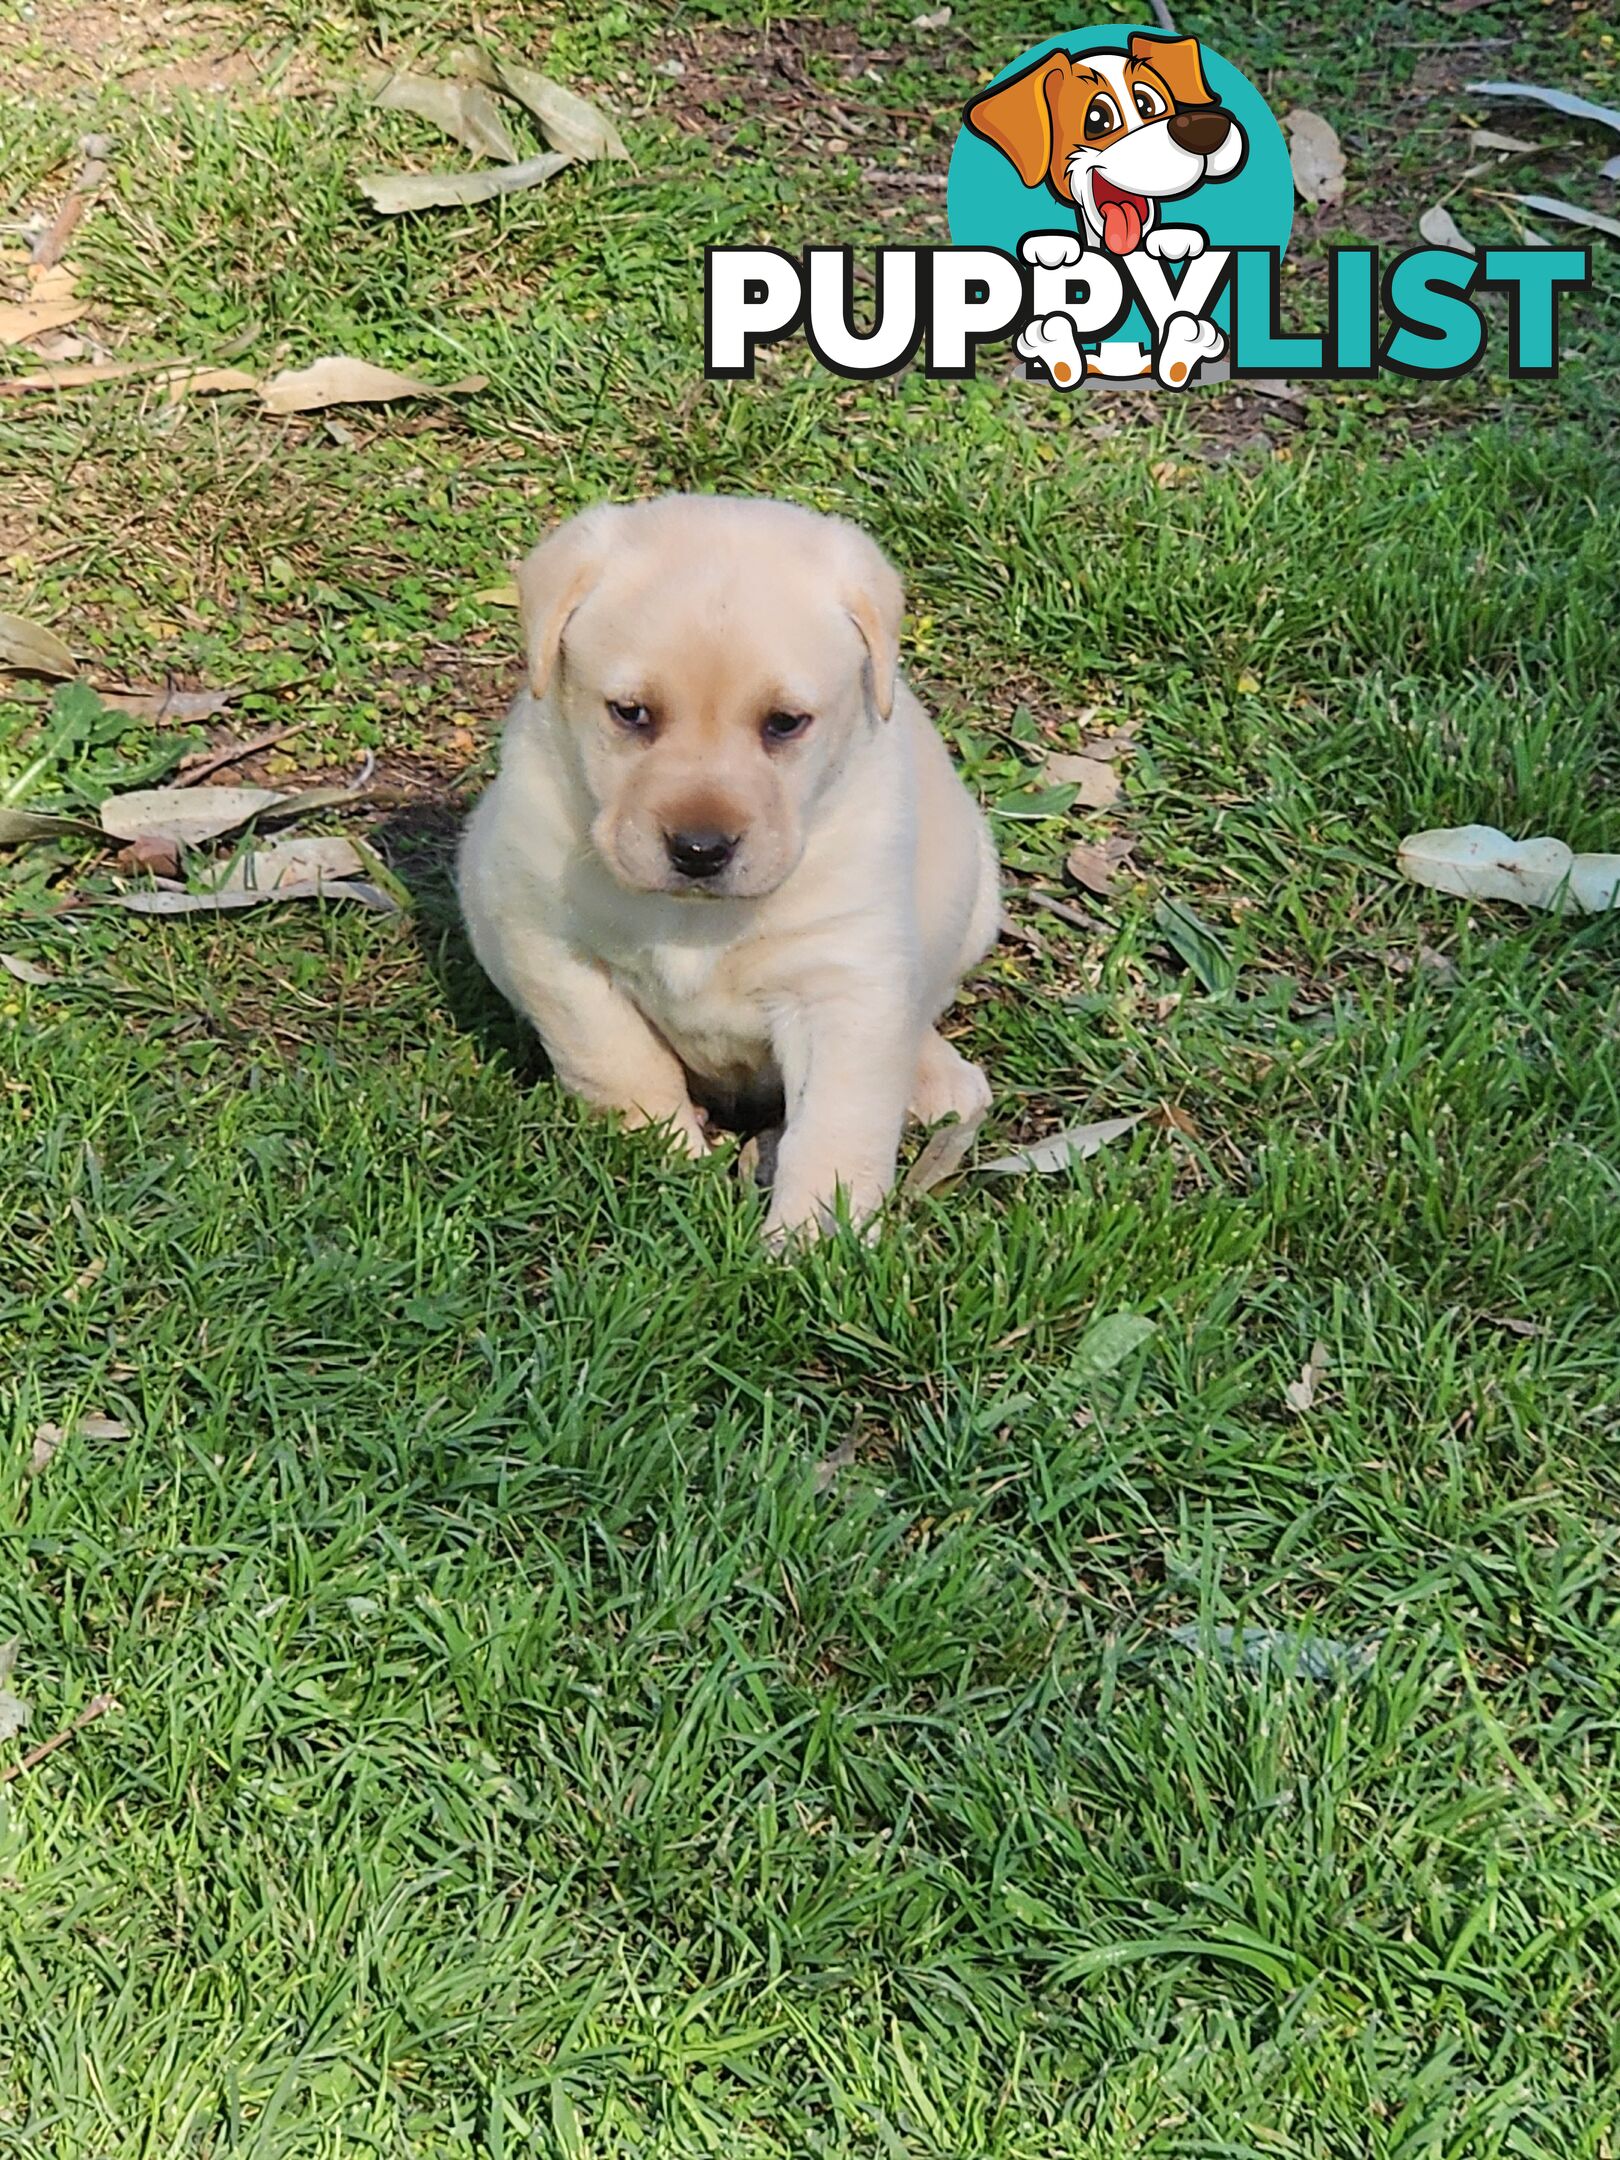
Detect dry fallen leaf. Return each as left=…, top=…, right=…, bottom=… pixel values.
left=462, top=47, right=629, bottom=160
left=100, top=784, right=287, bottom=846
left=1285, top=1341, right=1330, bottom=1414
left=0, top=297, right=86, bottom=347
left=258, top=356, right=487, bottom=413
left=112, top=878, right=398, bottom=915
left=365, top=67, right=522, bottom=162
left=1073, top=1311, right=1156, bottom=1381
left=97, top=685, right=236, bottom=723
left=813, top=1434, right=861, bottom=1494
left=1065, top=835, right=1134, bottom=896
left=208, top=834, right=365, bottom=892
left=357, top=153, right=574, bottom=216
left=114, top=834, right=182, bottom=879
left=0, top=611, right=76, bottom=678
left=167, top=367, right=260, bottom=401
left=1, top=952, right=53, bottom=986
left=0, top=1641, right=29, bottom=1743
left=0, top=806, right=101, bottom=847
left=1506, top=193, right=1620, bottom=243
left=1419, top=203, right=1473, bottom=252
left=0, top=359, right=255, bottom=398
left=903, top=1104, right=989, bottom=1195
left=1044, top=751, right=1121, bottom=809
left=1285, top=108, right=1346, bottom=206
left=981, top=1111, right=1143, bottom=1177
left=1398, top=825, right=1620, bottom=915
left=30, top=1416, right=130, bottom=1474
left=1466, top=128, right=1545, bottom=155
left=1465, top=80, right=1620, bottom=137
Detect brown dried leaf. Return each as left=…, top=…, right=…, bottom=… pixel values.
left=0, top=298, right=86, bottom=347
left=0, top=611, right=76, bottom=678
left=209, top=834, right=365, bottom=892
left=1285, top=108, right=1346, bottom=206
left=1044, top=752, right=1121, bottom=809
left=1065, top=835, right=1134, bottom=896
left=114, top=834, right=182, bottom=879
left=100, top=785, right=286, bottom=845
left=903, top=1104, right=988, bottom=1195
left=97, top=685, right=236, bottom=723
left=464, top=48, right=629, bottom=160
left=364, top=67, right=522, bottom=162
left=981, top=1112, right=1143, bottom=1177
left=1284, top=1341, right=1329, bottom=1414
left=111, top=878, right=398, bottom=915
left=357, top=155, right=573, bottom=216
left=813, top=1434, right=861, bottom=1494
left=258, top=356, right=487, bottom=413
left=1, top=952, right=53, bottom=986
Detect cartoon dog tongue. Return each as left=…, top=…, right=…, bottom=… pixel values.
left=1100, top=194, right=1144, bottom=254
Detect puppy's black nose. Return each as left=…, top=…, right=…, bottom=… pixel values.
left=665, top=827, right=738, bottom=879
left=1168, top=107, right=1232, bottom=155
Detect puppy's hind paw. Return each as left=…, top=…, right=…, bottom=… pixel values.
left=1016, top=312, right=1087, bottom=390
left=909, top=1031, right=992, bottom=1129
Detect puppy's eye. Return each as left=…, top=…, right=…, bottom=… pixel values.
left=1133, top=84, right=1166, bottom=120
left=609, top=700, right=654, bottom=734
left=762, top=710, right=813, bottom=745
left=1084, top=93, right=1120, bottom=139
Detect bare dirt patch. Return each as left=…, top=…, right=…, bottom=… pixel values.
left=8, top=1, right=280, bottom=103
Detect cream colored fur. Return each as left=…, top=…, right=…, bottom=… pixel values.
left=457, top=494, right=999, bottom=1242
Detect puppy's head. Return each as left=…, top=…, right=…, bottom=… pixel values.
left=965, top=34, right=1246, bottom=252
left=515, top=496, right=902, bottom=901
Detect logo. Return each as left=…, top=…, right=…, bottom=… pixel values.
left=704, top=25, right=1588, bottom=386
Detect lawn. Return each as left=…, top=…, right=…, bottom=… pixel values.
left=3, top=0, right=1619, bottom=2153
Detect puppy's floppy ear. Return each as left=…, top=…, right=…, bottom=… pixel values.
left=513, top=506, right=615, bottom=698
left=964, top=53, right=1070, bottom=188
left=836, top=526, right=904, bottom=723
left=1128, top=31, right=1216, bottom=108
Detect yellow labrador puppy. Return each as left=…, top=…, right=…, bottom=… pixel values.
left=458, top=494, right=999, bottom=1242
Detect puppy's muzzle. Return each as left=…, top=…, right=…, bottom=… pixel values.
left=665, top=826, right=739, bottom=881
left=1168, top=108, right=1234, bottom=155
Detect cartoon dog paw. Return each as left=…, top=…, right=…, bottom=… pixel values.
left=1020, top=231, right=1085, bottom=271
left=1155, top=312, right=1224, bottom=388
left=1017, top=312, right=1087, bottom=389
left=1143, top=226, right=1207, bottom=263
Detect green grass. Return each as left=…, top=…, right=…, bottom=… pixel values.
left=3, top=0, right=1619, bottom=2152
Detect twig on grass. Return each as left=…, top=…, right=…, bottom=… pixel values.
left=1, top=1691, right=118, bottom=1785
left=178, top=721, right=310, bottom=785
left=1148, top=0, right=1179, bottom=31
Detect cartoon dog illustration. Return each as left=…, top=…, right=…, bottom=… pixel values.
left=965, top=32, right=1246, bottom=255
left=965, top=32, right=1246, bottom=388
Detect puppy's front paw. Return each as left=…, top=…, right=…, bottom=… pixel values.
left=762, top=1173, right=886, bottom=1251
left=622, top=1100, right=711, bottom=1158
left=1020, top=230, right=1085, bottom=271
left=1016, top=312, right=1087, bottom=390
left=1143, top=226, right=1206, bottom=263
left=1155, top=311, right=1224, bottom=388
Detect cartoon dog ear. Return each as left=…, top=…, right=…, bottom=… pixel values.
left=1128, top=31, right=1216, bottom=109
left=833, top=524, right=904, bottom=722
left=512, top=506, right=617, bottom=698
left=964, top=53, right=1071, bottom=188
